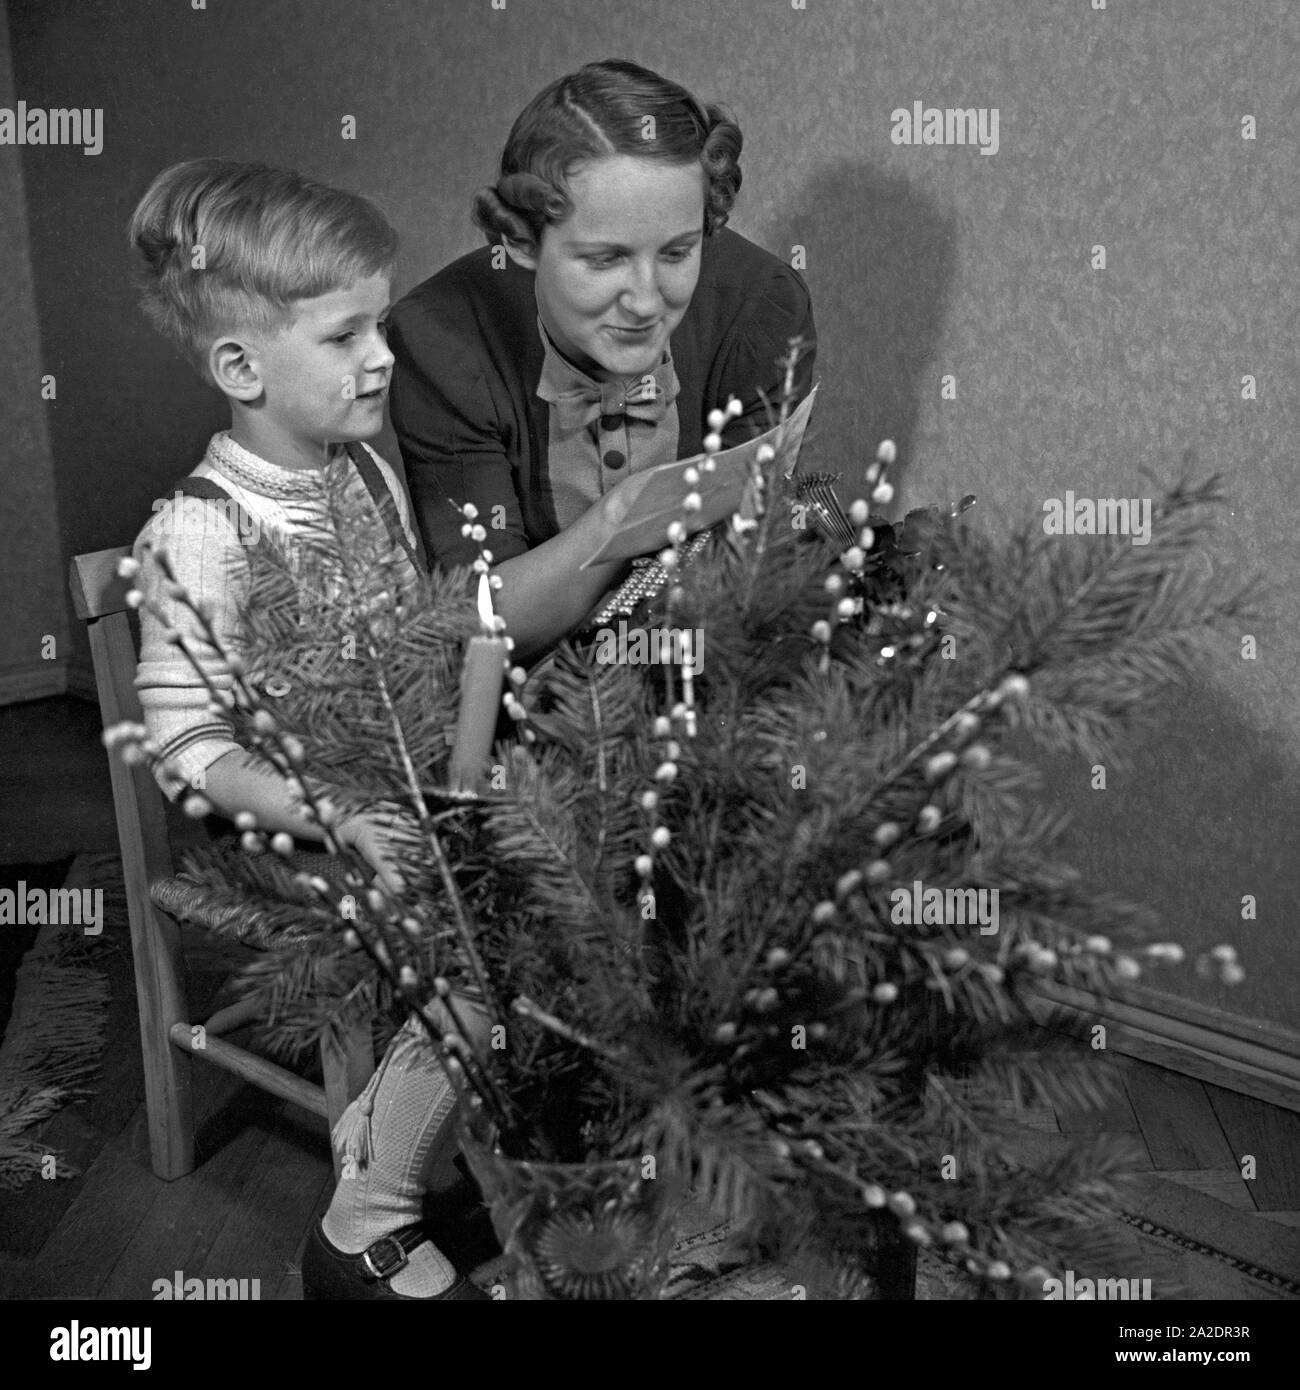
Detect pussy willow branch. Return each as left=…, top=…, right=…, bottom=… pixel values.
left=135, top=547, right=514, bottom=1127
left=317, top=478, right=505, bottom=1028
left=748, top=1090, right=1046, bottom=1293
left=142, top=550, right=365, bottom=868
left=867, top=683, right=1008, bottom=806
left=737, top=339, right=805, bottom=621
left=700, top=341, right=810, bottom=889
left=509, top=994, right=623, bottom=1062
left=432, top=977, right=516, bottom=1120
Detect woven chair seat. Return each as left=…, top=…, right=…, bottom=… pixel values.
left=150, top=837, right=352, bottom=950
left=149, top=875, right=306, bottom=951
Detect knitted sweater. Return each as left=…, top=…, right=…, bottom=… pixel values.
left=387, top=226, right=816, bottom=570
left=132, top=432, right=424, bottom=798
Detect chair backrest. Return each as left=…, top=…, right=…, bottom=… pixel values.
left=69, top=547, right=176, bottom=888
left=69, top=545, right=137, bottom=624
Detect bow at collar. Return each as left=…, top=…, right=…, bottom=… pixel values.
left=536, top=323, right=680, bottom=432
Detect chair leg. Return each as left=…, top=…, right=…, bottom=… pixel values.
left=321, top=1018, right=375, bottom=1181
left=132, top=902, right=196, bottom=1180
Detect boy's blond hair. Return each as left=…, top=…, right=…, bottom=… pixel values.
left=128, top=158, right=398, bottom=376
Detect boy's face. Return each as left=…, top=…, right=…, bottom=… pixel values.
left=227, top=273, right=394, bottom=458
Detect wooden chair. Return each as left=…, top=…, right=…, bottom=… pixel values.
left=70, top=545, right=375, bottom=1182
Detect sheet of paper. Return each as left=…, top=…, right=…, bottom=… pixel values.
left=580, top=384, right=820, bottom=569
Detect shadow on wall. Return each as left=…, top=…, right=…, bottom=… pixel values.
left=773, top=158, right=958, bottom=501
left=1015, top=619, right=1296, bottom=1030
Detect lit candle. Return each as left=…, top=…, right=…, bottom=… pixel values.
left=448, top=579, right=508, bottom=793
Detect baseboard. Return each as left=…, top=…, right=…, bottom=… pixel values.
left=0, top=661, right=67, bottom=706
left=1027, top=980, right=1300, bottom=1114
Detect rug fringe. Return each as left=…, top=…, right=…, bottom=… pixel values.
left=0, top=856, right=116, bottom=1190
left=0, top=1086, right=78, bottom=1190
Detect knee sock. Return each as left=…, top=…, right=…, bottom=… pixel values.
left=322, top=1014, right=462, bottom=1297
left=426, top=1142, right=466, bottom=1197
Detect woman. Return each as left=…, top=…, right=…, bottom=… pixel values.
left=387, top=58, right=816, bottom=657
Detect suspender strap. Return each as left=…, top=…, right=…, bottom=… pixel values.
left=171, top=476, right=233, bottom=503
left=168, top=453, right=428, bottom=576
left=345, top=442, right=429, bottom=575
left=165, top=475, right=260, bottom=544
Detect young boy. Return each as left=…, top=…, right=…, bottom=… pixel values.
left=128, top=158, right=488, bottom=1300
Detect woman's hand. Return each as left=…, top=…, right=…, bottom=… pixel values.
left=489, top=488, right=635, bottom=660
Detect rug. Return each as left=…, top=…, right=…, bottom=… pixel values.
left=0, top=857, right=72, bottom=1038
left=0, top=855, right=114, bottom=1190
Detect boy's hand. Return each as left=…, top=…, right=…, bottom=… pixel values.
left=334, top=804, right=419, bottom=897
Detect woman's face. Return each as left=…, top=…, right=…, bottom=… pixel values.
left=507, top=154, right=706, bottom=384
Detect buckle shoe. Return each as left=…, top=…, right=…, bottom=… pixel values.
left=302, top=1218, right=489, bottom=1301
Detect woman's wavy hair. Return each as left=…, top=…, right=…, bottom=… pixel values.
left=472, top=59, right=742, bottom=248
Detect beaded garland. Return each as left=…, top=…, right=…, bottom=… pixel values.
left=587, top=529, right=714, bottom=629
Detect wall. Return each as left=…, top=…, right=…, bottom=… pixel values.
left=6, top=0, right=1298, bottom=1033
left=0, top=0, right=66, bottom=702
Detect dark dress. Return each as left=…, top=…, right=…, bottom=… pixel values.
left=387, top=227, right=816, bottom=570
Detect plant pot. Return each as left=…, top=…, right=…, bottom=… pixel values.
left=461, top=1131, right=682, bottom=1301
